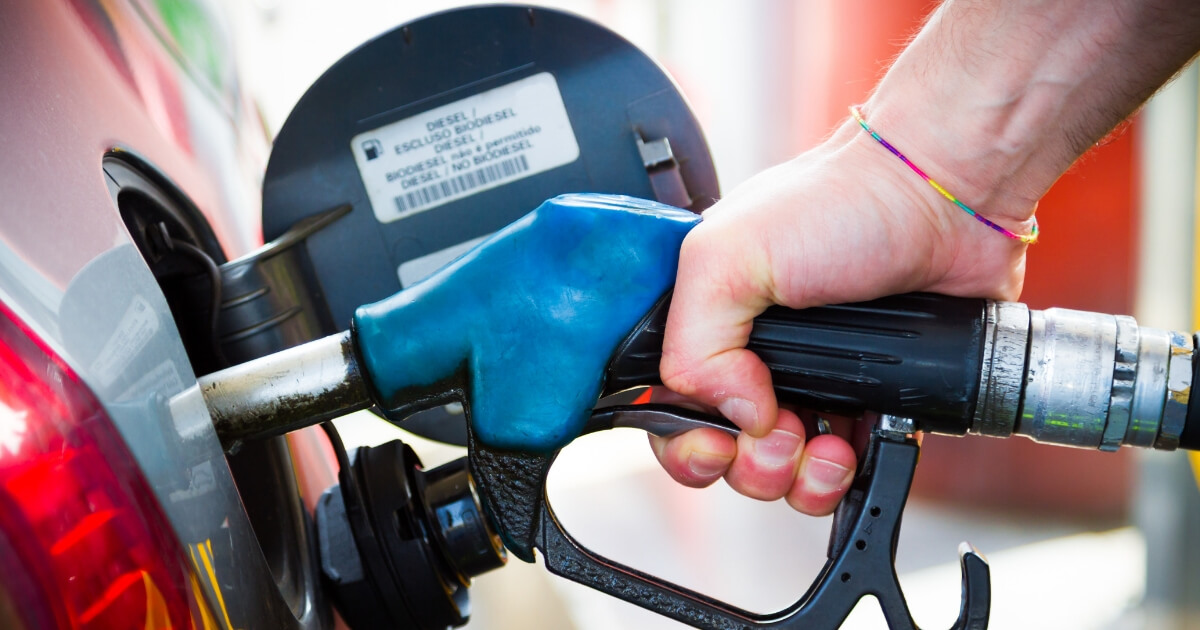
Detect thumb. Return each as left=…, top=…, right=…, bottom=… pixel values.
left=659, top=221, right=779, bottom=437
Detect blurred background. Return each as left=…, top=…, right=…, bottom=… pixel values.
left=219, top=1, right=1200, bottom=627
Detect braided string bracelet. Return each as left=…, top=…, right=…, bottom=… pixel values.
left=849, top=105, right=1038, bottom=244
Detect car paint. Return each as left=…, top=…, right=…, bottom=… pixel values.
left=0, top=1, right=326, bottom=627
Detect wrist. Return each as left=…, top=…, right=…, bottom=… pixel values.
left=853, top=99, right=1042, bottom=231
left=808, top=114, right=1032, bottom=301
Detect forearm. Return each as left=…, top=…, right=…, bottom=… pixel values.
left=856, top=0, right=1200, bottom=224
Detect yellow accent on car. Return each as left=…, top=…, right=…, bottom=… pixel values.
left=1191, top=77, right=1200, bottom=491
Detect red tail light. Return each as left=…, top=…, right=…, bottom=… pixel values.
left=0, top=303, right=208, bottom=628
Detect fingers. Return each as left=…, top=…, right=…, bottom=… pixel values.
left=648, top=400, right=859, bottom=514
left=724, top=407, right=806, bottom=500
left=787, top=434, right=857, bottom=515
left=649, top=428, right=737, bottom=488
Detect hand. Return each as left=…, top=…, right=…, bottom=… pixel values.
left=654, top=119, right=1031, bottom=514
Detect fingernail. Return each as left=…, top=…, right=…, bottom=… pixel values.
left=803, top=457, right=854, bottom=494
left=750, top=430, right=802, bottom=468
left=687, top=451, right=730, bottom=477
left=718, top=397, right=759, bottom=431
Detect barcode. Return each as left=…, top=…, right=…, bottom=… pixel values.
left=394, top=154, right=530, bottom=213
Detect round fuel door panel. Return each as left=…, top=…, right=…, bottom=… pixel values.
left=262, top=5, right=717, bottom=443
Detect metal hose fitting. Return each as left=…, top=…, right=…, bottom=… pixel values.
left=973, top=302, right=1193, bottom=451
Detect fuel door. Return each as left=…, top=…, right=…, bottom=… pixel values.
left=260, top=5, right=717, bottom=442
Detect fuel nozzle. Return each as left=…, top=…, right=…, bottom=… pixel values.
left=316, top=439, right=505, bottom=629
left=972, top=302, right=1194, bottom=451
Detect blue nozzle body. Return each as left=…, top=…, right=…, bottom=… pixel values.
left=353, top=193, right=699, bottom=452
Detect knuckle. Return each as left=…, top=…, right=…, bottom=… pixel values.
left=658, top=360, right=697, bottom=396
left=677, top=223, right=727, bottom=273
left=659, top=349, right=713, bottom=398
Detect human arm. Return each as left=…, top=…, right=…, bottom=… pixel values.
left=655, top=0, right=1200, bottom=514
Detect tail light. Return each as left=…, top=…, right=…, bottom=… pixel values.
left=0, top=302, right=210, bottom=628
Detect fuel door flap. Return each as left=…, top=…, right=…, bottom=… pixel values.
left=260, top=5, right=717, bottom=441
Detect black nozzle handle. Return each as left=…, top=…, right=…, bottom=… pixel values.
left=604, top=292, right=988, bottom=436
left=531, top=431, right=991, bottom=629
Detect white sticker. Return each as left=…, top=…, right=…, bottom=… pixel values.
left=351, top=72, right=581, bottom=223
left=397, top=233, right=491, bottom=287
left=91, top=295, right=159, bottom=388
left=116, top=358, right=184, bottom=403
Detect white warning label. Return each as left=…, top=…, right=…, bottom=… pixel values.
left=351, top=72, right=581, bottom=223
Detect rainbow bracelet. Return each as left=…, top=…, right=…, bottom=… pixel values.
left=849, top=105, right=1038, bottom=244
